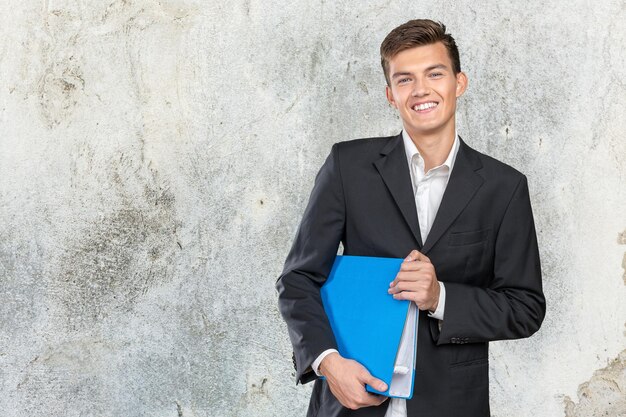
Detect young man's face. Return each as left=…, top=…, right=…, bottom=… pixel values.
left=385, top=42, right=467, bottom=140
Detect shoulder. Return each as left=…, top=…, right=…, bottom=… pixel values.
left=461, top=138, right=527, bottom=186
left=331, top=134, right=400, bottom=160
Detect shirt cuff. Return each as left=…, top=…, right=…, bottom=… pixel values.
left=312, top=349, right=339, bottom=376
left=427, top=281, right=446, bottom=321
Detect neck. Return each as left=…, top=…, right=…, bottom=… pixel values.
left=405, top=124, right=456, bottom=172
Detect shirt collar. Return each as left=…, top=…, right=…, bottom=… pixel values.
left=401, top=129, right=460, bottom=175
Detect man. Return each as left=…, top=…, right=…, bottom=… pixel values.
left=276, top=19, right=545, bottom=417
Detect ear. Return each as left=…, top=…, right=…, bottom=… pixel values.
left=455, top=72, right=468, bottom=98
left=385, top=85, right=397, bottom=108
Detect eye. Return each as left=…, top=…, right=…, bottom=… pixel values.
left=429, top=72, right=444, bottom=78
left=397, top=77, right=411, bottom=84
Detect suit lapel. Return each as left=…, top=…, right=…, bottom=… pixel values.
left=421, top=137, right=484, bottom=254
left=373, top=133, right=423, bottom=247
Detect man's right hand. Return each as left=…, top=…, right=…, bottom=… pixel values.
left=318, top=352, right=389, bottom=410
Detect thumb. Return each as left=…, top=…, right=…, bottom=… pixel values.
left=405, top=249, right=430, bottom=263
left=359, top=370, right=388, bottom=392
left=405, top=249, right=420, bottom=261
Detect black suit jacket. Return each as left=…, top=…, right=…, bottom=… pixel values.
left=276, top=133, right=546, bottom=417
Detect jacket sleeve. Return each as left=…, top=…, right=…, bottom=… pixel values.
left=276, top=144, right=345, bottom=384
left=432, top=175, right=546, bottom=345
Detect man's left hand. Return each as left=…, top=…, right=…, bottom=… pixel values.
left=388, top=250, right=440, bottom=311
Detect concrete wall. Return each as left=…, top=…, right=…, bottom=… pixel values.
left=0, top=1, right=624, bottom=416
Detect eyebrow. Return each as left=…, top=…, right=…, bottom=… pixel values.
left=425, top=64, right=449, bottom=72
left=391, top=72, right=413, bottom=80
left=391, top=64, right=450, bottom=80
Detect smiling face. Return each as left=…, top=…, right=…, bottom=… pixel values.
left=385, top=42, right=467, bottom=141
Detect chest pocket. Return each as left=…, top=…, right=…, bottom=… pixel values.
left=448, top=229, right=490, bottom=283
left=449, top=229, right=490, bottom=246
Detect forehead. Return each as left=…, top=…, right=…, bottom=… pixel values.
left=388, top=42, right=452, bottom=72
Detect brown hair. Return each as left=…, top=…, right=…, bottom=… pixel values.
left=380, top=19, right=461, bottom=86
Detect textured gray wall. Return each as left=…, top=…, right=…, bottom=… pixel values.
left=0, top=1, right=624, bottom=416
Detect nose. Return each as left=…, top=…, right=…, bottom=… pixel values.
left=411, top=77, right=430, bottom=97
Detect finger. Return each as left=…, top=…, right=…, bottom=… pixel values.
left=389, top=280, right=420, bottom=294
left=389, top=285, right=413, bottom=295
left=391, top=271, right=430, bottom=290
left=392, top=291, right=411, bottom=301
left=393, top=288, right=423, bottom=302
left=360, top=373, right=388, bottom=393
left=398, top=261, right=430, bottom=271
left=390, top=264, right=425, bottom=288
left=399, top=263, right=435, bottom=281
left=388, top=283, right=403, bottom=294
left=394, top=271, right=418, bottom=283
left=398, top=270, right=434, bottom=283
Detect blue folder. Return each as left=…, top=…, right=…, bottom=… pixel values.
left=320, top=255, right=417, bottom=399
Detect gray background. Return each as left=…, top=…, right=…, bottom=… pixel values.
left=1, top=0, right=625, bottom=416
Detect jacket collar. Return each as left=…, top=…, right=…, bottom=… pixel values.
left=374, top=132, right=484, bottom=253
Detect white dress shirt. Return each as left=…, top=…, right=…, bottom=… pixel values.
left=384, top=130, right=458, bottom=417
left=312, top=131, right=459, bottom=416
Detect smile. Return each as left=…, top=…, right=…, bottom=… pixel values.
left=412, top=102, right=438, bottom=112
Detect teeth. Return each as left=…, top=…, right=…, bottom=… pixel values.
left=413, top=102, right=437, bottom=111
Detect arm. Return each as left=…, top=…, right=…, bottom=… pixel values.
left=434, top=175, right=546, bottom=344
left=312, top=349, right=339, bottom=376
left=275, top=144, right=388, bottom=409
left=275, top=143, right=345, bottom=385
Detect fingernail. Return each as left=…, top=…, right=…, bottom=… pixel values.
left=379, top=383, right=387, bottom=391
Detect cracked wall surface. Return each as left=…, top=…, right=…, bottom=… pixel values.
left=564, top=349, right=626, bottom=417
left=0, top=1, right=625, bottom=416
